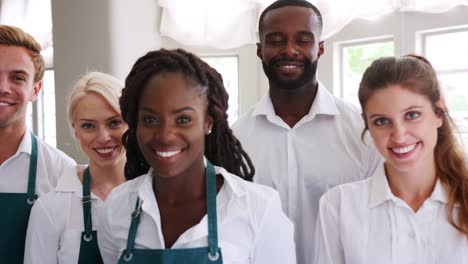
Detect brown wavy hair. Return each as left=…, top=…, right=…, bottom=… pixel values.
left=359, top=55, right=468, bottom=236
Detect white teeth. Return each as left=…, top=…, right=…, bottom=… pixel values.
left=0, top=102, right=12, bottom=106
left=96, top=148, right=114, bottom=154
left=156, top=150, right=181, bottom=158
left=281, top=65, right=298, bottom=69
left=391, top=144, right=417, bottom=154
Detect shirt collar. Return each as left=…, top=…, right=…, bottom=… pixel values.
left=251, top=81, right=340, bottom=119
left=16, top=130, right=32, bottom=156
left=428, top=179, right=449, bottom=204
left=369, top=161, right=450, bottom=208
left=369, top=161, right=394, bottom=208
left=54, top=165, right=100, bottom=199
left=137, top=161, right=247, bottom=202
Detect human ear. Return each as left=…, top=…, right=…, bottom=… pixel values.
left=256, top=42, right=263, bottom=60
left=205, top=115, right=214, bottom=135
left=29, top=80, right=42, bottom=102
left=317, top=41, right=325, bottom=58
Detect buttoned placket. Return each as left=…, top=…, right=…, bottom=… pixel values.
left=137, top=171, right=232, bottom=249
left=387, top=196, right=442, bottom=264
left=286, top=128, right=298, bottom=219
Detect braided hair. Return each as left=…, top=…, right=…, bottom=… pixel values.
left=120, top=49, right=255, bottom=181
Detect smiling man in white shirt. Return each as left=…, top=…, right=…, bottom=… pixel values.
left=232, top=1, right=381, bottom=263
left=0, top=25, right=76, bottom=263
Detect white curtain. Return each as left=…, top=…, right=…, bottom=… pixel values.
left=159, top=0, right=258, bottom=49
left=160, top=0, right=468, bottom=49
left=0, top=0, right=53, bottom=67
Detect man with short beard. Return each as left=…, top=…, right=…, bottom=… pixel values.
left=232, top=1, right=381, bottom=263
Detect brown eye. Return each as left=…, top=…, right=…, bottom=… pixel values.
left=142, top=116, right=158, bottom=125
left=177, top=116, right=191, bottom=124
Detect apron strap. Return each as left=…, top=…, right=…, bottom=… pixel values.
left=82, top=167, right=93, bottom=235
left=27, top=132, right=38, bottom=204
left=205, top=160, right=220, bottom=258
left=122, top=161, right=219, bottom=259
left=123, top=197, right=143, bottom=259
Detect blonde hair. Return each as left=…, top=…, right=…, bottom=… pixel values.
left=0, top=25, right=45, bottom=82
left=359, top=55, right=468, bottom=236
left=67, top=72, right=124, bottom=134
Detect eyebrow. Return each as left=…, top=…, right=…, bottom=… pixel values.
left=139, top=106, right=195, bottom=115
left=296, top=31, right=314, bottom=37
left=265, top=32, right=284, bottom=39
left=265, top=31, right=315, bottom=39
left=368, top=105, right=423, bottom=119
left=77, top=115, right=120, bottom=123
left=10, top=69, right=31, bottom=77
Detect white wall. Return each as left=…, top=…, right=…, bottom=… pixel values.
left=52, top=0, right=161, bottom=162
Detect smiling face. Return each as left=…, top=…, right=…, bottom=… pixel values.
left=136, top=72, right=213, bottom=179
left=257, top=6, right=324, bottom=90
left=0, top=45, right=41, bottom=130
left=73, top=92, right=127, bottom=169
left=364, top=84, right=442, bottom=174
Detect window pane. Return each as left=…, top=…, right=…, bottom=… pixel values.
left=42, top=70, right=56, bottom=147
left=342, top=41, right=394, bottom=107
left=439, top=72, right=468, bottom=133
left=425, top=30, right=468, bottom=72
left=26, top=103, right=33, bottom=131
left=424, top=29, right=468, bottom=146
left=201, top=56, right=239, bottom=125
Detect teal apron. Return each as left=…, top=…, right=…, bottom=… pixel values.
left=118, top=161, right=223, bottom=264
left=0, top=133, right=38, bottom=263
left=77, top=167, right=104, bottom=263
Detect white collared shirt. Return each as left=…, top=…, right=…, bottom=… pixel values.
left=232, top=83, right=381, bottom=264
left=0, top=131, right=76, bottom=195
left=24, top=165, right=104, bottom=264
left=315, top=161, right=468, bottom=264
left=98, top=165, right=296, bottom=264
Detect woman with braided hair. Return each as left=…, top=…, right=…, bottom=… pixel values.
left=98, top=49, right=296, bottom=264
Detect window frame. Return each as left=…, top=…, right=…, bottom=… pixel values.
left=333, top=35, right=394, bottom=100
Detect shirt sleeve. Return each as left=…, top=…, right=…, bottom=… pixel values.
left=251, top=192, right=297, bottom=264
left=314, top=191, right=345, bottom=264
left=97, top=197, right=121, bottom=264
left=24, top=197, right=60, bottom=264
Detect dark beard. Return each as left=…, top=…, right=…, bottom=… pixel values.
left=262, top=58, right=318, bottom=90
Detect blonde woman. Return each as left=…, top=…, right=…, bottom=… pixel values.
left=25, top=72, right=127, bottom=264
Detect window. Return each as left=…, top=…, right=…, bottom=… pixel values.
left=26, top=69, right=57, bottom=147
left=422, top=27, right=468, bottom=138
left=336, top=38, right=394, bottom=107
left=201, top=56, right=239, bottom=125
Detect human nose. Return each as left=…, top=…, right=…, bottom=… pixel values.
left=97, top=126, right=111, bottom=143
left=0, top=75, right=11, bottom=95
left=390, top=121, right=408, bottom=143
left=157, top=123, right=176, bottom=144
left=281, top=41, right=299, bottom=57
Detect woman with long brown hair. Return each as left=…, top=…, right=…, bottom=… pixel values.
left=314, top=55, right=468, bottom=263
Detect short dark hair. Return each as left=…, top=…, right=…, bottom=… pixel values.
left=258, top=0, right=323, bottom=37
